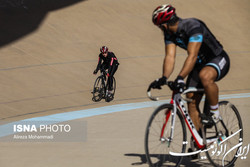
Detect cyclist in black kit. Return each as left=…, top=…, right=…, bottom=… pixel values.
left=93, top=46, right=119, bottom=96
left=149, top=4, right=230, bottom=132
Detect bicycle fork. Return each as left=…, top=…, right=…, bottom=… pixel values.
left=159, top=102, right=178, bottom=147
left=160, top=109, right=171, bottom=146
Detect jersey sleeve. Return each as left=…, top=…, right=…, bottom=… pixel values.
left=189, top=34, right=203, bottom=43
left=186, top=20, right=203, bottom=43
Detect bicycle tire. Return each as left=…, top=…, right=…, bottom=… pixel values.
left=92, top=76, right=105, bottom=102
left=145, top=104, right=187, bottom=167
left=112, top=77, right=116, bottom=96
left=204, top=101, right=243, bottom=167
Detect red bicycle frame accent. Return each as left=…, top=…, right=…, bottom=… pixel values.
left=163, top=91, right=206, bottom=149
left=160, top=92, right=174, bottom=139
left=160, top=110, right=171, bottom=138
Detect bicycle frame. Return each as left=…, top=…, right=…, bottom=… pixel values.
left=172, top=91, right=207, bottom=149
left=150, top=87, right=218, bottom=149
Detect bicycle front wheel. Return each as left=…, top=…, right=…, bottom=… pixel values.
left=92, top=76, right=105, bottom=102
left=205, top=101, right=243, bottom=167
left=145, top=104, right=187, bottom=167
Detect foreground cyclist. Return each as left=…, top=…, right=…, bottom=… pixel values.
left=149, top=4, right=230, bottom=131
left=93, top=46, right=119, bottom=97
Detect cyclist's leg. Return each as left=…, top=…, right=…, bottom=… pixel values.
left=108, top=64, right=118, bottom=91
left=199, top=52, right=230, bottom=120
left=186, top=68, right=204, bottom=131
left=186, top=92, right=203, bottom=130
left=199, top=66, right=218, bottom=110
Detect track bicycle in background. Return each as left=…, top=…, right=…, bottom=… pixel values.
left=92, top=68, right=116, bottom=102
left=145, top=81, right=243, bottom=167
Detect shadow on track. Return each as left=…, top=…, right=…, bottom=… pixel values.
left=124, top=153, right=213, bottom=167
left=0, top=0, right=85, bottom=47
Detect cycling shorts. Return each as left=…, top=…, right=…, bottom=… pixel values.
left=186, top=50, right=230, bottom=88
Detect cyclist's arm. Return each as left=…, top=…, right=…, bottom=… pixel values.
left=107, top=57, right=115, bottom=76
left=178, top=35, right=202, bottom=78
left=163, top=43, right=177, bottom=78
left=95, top=56, right=102, bottom=72
left=107, top=53, right=117, bottom=76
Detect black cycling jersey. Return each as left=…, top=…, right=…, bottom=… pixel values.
left=95, top=52, right=119, bottom=74
left=164, top=18, right=224, bottom=64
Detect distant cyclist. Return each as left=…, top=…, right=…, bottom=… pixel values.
left=93, top=46, right=119, bottom=96
left=149, top=4, right=230, bottom=132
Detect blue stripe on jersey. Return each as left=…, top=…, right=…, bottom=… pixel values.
left=189, top=34, right=203, bottom=42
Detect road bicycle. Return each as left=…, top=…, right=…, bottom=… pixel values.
left=145, top=81, right=243, bottom=167
left=92, top=68, right=116, bottom=102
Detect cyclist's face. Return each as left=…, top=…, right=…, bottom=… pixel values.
left=159, top=23, right=175, bottom=35
left=158, top=23, right=168, bottom=31
left=102, top=52, right=108, bottom=57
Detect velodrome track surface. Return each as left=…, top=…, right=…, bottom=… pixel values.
left=0, top=0, right=249, bottom=166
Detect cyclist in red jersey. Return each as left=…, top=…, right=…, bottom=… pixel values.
left=93, top=46, right=119, bottom=96
left=149, top=4, right=230, bottom=132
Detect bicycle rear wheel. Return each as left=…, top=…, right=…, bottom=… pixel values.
left=205, top=101, right=243, bottom=167
left=110, top=77, right=116, bottom=95
left=145, top=104, right=187, bottom=167
left=92, top=76, right=105, bottom=102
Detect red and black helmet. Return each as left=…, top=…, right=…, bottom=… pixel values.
left=152, top=4, right=176, bottom=25
left=100, top=46, right=108, bottom=53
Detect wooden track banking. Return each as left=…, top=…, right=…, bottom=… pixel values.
left=0, top=0, right=249, bottom=166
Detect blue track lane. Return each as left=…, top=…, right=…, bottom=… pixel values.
left=0, top=93, right=250, bottom=138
